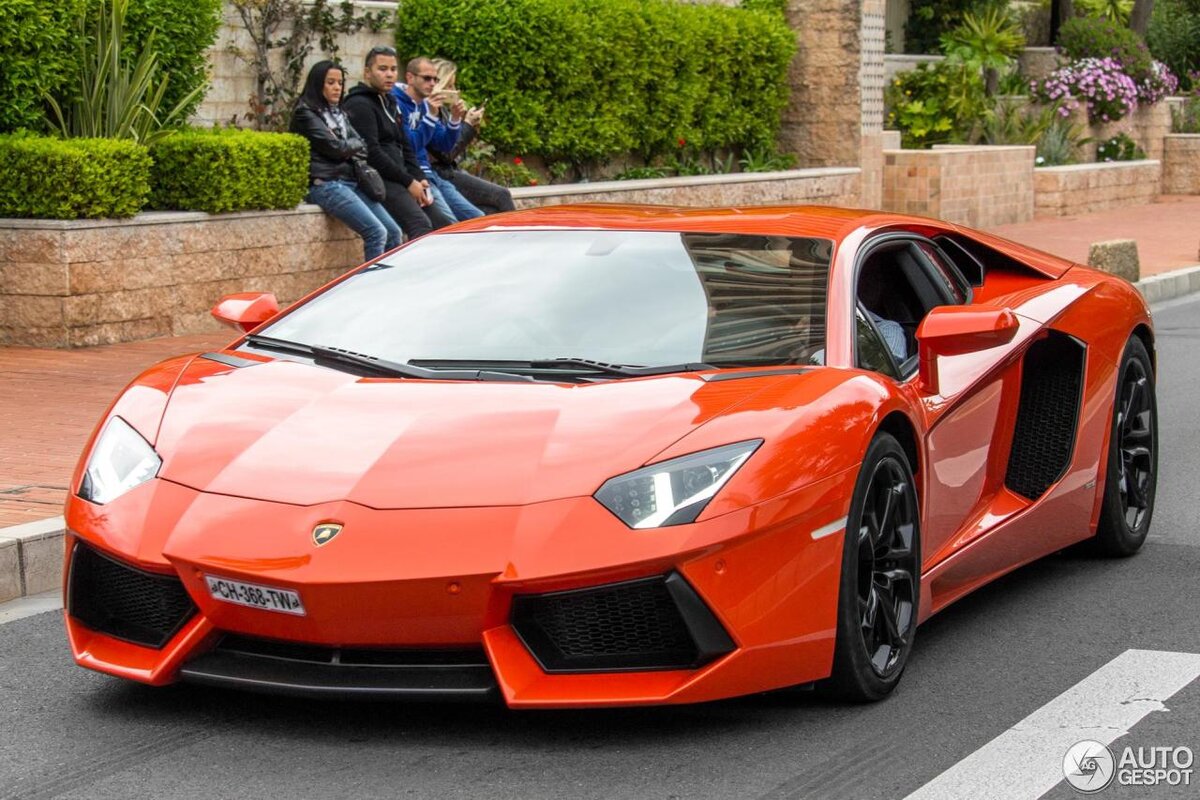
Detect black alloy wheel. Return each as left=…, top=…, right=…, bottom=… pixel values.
left=826, top=432, right=920, bottom=701
left=1093, top=335, right=1157, bottom=556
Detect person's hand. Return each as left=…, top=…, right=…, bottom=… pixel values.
left=408, top=180, right=431, bottom=207
left=450, top=98, right=467, bottom=123
left=465, top=106, right=484, bottom=127
left=425, top=94, right=444, bottom=115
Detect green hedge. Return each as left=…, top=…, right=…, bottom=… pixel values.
left=0, top=0, right=89, bottom=132
left=149, top=129, right=309, bottom=213
left=0, top=0, right=221, bottom=135
left=395, top=0, right=795, bottom=163
left=0, top=135, right=151, bottom=219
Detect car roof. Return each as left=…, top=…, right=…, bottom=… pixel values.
left=443, top=203, right=934, bottom=242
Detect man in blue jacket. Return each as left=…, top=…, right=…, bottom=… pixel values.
left=392, top=57, right=485, bottom=223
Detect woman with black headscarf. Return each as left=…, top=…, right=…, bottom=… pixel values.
left=291, top=60, right=402, bottom=261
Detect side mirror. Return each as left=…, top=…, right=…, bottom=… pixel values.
left=916, top=305, right=1019, bottom=394
left=210, top=292, right=279, bottom=333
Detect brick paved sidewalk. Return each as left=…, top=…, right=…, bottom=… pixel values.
left=1, top=196, right=1197, bottom=529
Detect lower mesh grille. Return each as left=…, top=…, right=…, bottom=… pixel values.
left=1005, top=332, right=1086, bottom=500
left=511, top=573, right=734, bottom=672
left=68, top=542, right=196, bottom=649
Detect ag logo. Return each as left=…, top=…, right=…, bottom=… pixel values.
left=312, top=522, right=343, bottom=547
left=1064, top=740, right=1116, bottom=793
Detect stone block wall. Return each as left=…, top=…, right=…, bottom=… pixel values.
left=882, top=145, right=1035, bottom=227
left=0, top=210, right=360, bottom=348
left=1067, top=103, right=1173, bottom=163
left=1033, top=161, right=1162, bottom=217
left=1163, top=135, right=1200, bottom=195
left=510, top=168, right=860, bottom=209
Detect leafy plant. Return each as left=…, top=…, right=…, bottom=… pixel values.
left=886, top=61, right=989, bottom=147
left=1172, top=79, right=1200, bottom=131
left=483, top=157, right=540, bottom=187
left=614, top=165, right=672, bottom=180
left=1148, top=0, right=1200, bottom=91
left=395, top=0, right=794, bottom=168
left=904, top=0, right=1006, bottom=54
left=738, top=145, right=797, bottom=172
left=0, top=0, right=88, bottom=133
left=1057, top=16, right=1153, bottom=85
left=0, top=134, right=151, bottom=219
left=940, top=7, right=1025, bottom=94
left=44, top=0, right=205, bottom=144
left=149, top=128, right=308, bottom=212
left=1095, top=131, right=1146, bottom=160
left=1035, top=115, right=1090, bottom=165
left=979, top=98, right=1054, bottom=145
left=1074, top=0, right=1134, bottom=25
left=120, top=0, right=222, bottom=120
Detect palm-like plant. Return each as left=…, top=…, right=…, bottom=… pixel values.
left=44, top=0, right=205, bottom=143
left=941, top=8, right=1026, bottom=96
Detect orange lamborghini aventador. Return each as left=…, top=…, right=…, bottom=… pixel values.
left=63, top=205, right=1157, bottom=707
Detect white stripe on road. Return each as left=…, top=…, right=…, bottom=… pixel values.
left=904, top=649, right=1200, bottom=800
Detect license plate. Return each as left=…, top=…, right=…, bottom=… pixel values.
left=205, top=575, right=305, bottom=616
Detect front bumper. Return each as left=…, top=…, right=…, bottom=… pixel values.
left=63, top=473, right=852, bottom=707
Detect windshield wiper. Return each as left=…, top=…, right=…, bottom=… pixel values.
left=242, top=335, right=534, bottom=381
left=409, top=358, right=714, bottom=378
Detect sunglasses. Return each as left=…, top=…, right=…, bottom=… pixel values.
left=415, top=74, right=439, bottom=82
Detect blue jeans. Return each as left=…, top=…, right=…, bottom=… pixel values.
left=307, top=179, right=402, bottom=261
left=427, top=170, right=484, bottom=221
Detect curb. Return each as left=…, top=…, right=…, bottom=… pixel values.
left=2, top=265, right=1200, bottom=605
left=0, top=516, right=65, bottom=604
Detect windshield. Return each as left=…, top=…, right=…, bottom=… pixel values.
left=258, top=230, right=832, bottom=369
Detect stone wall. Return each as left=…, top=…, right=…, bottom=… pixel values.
left=882, top=145, right=1035, bottom=227
left=195, top=1, right=398, bottom=127
left=510, top=169, right=861, bottom=210
left=0, top=210, right=359, bottom=348
left=1067, top=103, right=1173, bottom=163
left=1034, top=161, right=1162, bottom=217
left=1163, top=135, right=1200, bottom=195
left=0, top=169, right=862, bottom=348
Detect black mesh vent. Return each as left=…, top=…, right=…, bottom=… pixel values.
left=1005, top=332, right=1086, bottom=500
left=511, top=574, right=733, bottom=672
left=68, top=543, right=196, bottom=649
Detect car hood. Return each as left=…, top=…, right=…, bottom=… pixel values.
left=154, top=356, right=781, bottom=508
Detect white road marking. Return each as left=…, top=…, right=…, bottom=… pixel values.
left=811, top=516, right=847, bottom=540
left=0, top=590, right=62, bottom=626
left=904, top=649, right=1200, bottom=800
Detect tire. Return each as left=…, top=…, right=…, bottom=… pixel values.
left=1092, top=335, right=1157, bottom=557
left=824, top=433, right=921, bottom=702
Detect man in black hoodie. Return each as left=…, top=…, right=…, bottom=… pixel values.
left=342, top=46, right=454, bottom=238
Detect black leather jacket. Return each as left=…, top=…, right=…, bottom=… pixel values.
left=342, top=83, right=425, bottom=188
left=290, top=101, right=365, bottom=183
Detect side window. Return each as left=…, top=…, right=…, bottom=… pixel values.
left=856, top=241, right=947, bottom=371
left=856, top=307, right=899, bottom=378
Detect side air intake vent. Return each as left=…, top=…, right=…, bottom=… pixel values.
left=1005, top=331, right=1086, bottom=500
left=68, top=542, right=197, bottom=649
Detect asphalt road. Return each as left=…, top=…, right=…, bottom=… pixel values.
left=3, top=295, right=1200, bottom=800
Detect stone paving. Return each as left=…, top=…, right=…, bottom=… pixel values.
left=0, top=196, right=1197, bottom=529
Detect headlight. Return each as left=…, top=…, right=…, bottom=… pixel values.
left=78, top=417, right=161, bottom=504
left=594, top=440, right=762, bottom=529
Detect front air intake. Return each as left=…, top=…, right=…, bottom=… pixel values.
left=68, top=542, right=197, bottom=649
left=511, top=573, right=735, bottom=673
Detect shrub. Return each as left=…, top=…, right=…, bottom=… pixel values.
left=1096, top=132, right=1146, bottom=161
left=886, top=61, right=989, bottom=147
left=149, top=128, right=308, bottom=213
left=1057, top=16, right=1153, bottom=84
left=1148, top=0, right=1200, bottom=91
left=1137, top=60, right=1180, bottom=104
left=904, top=0, right=1006, bottom=54
left=1036, top=115, right=1089, bottom=165
left=394, top=0, right=794, bottom=165
left=0, top=135, right=151, bottom=219
left=1033, top=58, right=1140, bottom=123
left=0, top=0, right=89, bottom=133
left=118, top=0, right=222, bottom=121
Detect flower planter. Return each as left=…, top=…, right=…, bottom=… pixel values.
left=1034, top=160, right=1161, bottom=217
left=882, top=145, right=1035, bottom=227
left=1163, top=135, right=1200, bottom=195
